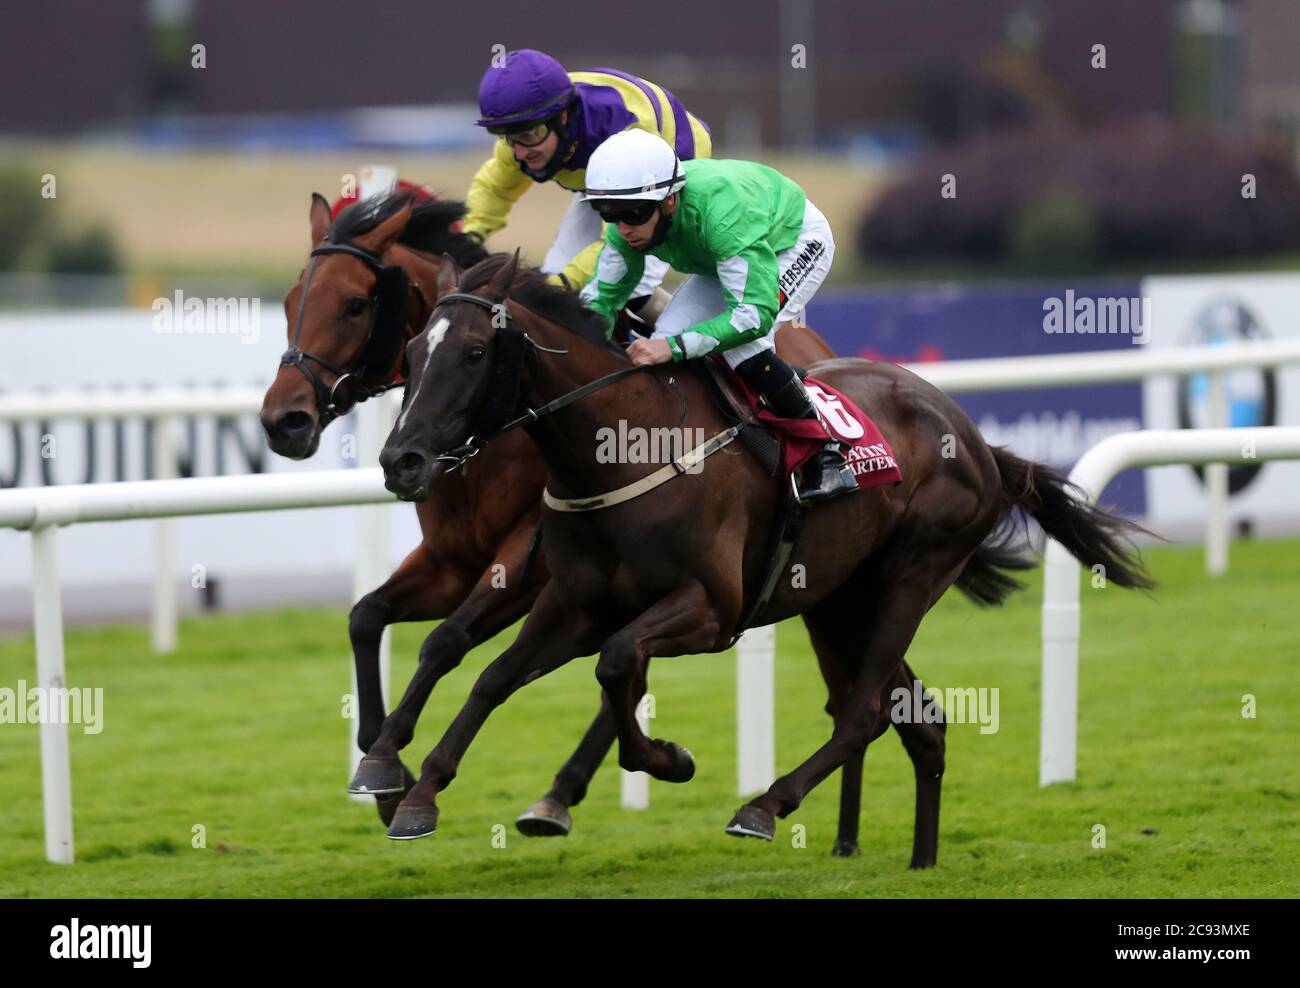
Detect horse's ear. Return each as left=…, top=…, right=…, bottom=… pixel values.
left=310, top=193, right=332, bottom=246
left=358, top=202, right=413, bottom=257
left=436, top=253, right=461, bottom=295
left=485, top=248, right=519, bottom=301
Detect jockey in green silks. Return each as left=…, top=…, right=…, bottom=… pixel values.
left=579, top=129, right=857, bottom=504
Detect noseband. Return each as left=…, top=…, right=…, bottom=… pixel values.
left=280, top=239, right=428, bottom=427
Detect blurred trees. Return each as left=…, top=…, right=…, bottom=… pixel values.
left=0, top=161, right=122, bottom=274
left=858, top=122, right=1300, bottom=272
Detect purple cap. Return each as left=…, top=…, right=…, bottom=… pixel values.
left=476, top=49, right=575, bottom=128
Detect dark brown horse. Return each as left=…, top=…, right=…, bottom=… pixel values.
left=378, top=252, right=1154, bottom=866
left=263, top=190, right=894, bottom=850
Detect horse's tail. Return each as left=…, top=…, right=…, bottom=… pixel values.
left=953, top=516, right=1037, bottom=607
left=988, top=445, right=1157, bottom=591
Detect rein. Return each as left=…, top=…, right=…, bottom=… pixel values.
left=424, top=290, right=747, bottom=511
left=281, top=239, right=428, bottom=427
left=426, top=291, right=649, bottom=470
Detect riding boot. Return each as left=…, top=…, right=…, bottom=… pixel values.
left=733, top=352, right=858, bottom=503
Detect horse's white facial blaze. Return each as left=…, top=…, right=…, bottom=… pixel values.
left=396, top=316, right=449, bottom=431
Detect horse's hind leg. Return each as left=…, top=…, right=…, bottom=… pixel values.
left=892, top=658, right=946, bottom=869
left=833, top=750, right=865, bottom=857
left=803, top=582, right=951, bottom=863
left=805, top=615, right=869, bottom=857
left=726, top=555, right=964, bottom=861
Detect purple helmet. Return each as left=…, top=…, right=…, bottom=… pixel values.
left=476, top=49, right=575, bottom=129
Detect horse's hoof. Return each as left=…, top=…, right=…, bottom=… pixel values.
left=515, top=798, right=572, bottom=837
left=372, top=764, right=416, bottom=827
left=831, top=840, right=861, bottom=858
left=658, top=743, right=696, bottom=784
left=386, top=803, right=439, bottom=840
left=725, top=805, right=775, bottom=841
left=349, top=755, right=409, bottom=796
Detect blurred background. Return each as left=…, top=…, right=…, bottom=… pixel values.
left=3, top=0, right=1299, bottom=624
left=6, top=0, right=1300, bottom=298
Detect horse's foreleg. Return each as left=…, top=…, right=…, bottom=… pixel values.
left=385, top=585, right=602, bottom=840
left=595, top=582, right=722, bottom=783
left=349, top=545, right=468, bottom=756
left=516, top=660, right=650, bottom=837
left=351, top=527, right=540, bottom=799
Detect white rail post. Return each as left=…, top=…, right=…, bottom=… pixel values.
left=349, top=400, right=393, bottom=799
left=33, top=524, right=74, bottom=864
left=736, top=624, right=776, bottom=796
left=347, top=161, right=398, bottom=797
left=1040, top=538, right=1081, bottom=786
left=1205, top=372, right=1229, bottom=576
left=150, top=415, right=178, bottom=653
left=345, top=161, right=400, bottom=795
left=621, top=695, right=652, bottom=810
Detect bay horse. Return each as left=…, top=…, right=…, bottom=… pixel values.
left=377, top=251, right=1154, bottom=866
left=263, top=190, right=899, bottom=852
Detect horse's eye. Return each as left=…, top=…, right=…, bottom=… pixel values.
left=345, top=297, right=368, bottom=317
left=466, top=345, right=487, bottom=363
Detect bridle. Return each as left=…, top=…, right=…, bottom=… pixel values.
left=280, top=239, right=429, bottom=427
left=423, top=290, right=647, bottom=470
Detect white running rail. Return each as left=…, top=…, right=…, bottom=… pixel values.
left=1039, top=426, right=1300, bottom=786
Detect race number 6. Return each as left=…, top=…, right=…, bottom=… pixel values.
left=807, top=384, right=865, bottom=439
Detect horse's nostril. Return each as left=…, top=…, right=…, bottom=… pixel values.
left=277, top=411, right=314, bottom=438
left=396, top=451, right=426, bottom=476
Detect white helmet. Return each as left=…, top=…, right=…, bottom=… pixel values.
left=580, top=129, right=685, bottom=203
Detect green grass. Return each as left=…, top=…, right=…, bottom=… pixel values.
left=1, top=538, right=1297, bottom=898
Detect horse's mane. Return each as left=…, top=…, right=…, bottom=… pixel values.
left=331, top=188, right=488, bottom=269
left=460, top=254, right=622, bottom=353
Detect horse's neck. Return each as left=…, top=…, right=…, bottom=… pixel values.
left=515, top=311, right=719, bottom=500
left=393, top=245, right=439, bottom=336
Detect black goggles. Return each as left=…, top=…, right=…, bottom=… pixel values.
left=591, top=199, right=660, bottom=226
left=485, top=119, right=555, bottom=147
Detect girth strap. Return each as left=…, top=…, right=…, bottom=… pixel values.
left=729, top=480, right=806, bottom=643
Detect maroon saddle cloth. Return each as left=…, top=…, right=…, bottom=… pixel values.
left=715, top=361, right=904, bottom=491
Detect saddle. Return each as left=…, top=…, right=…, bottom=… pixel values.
left=694, top=358, right=903, bottom=637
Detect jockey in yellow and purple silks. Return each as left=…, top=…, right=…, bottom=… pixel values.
left=463, top=48, right=712, bottom=304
